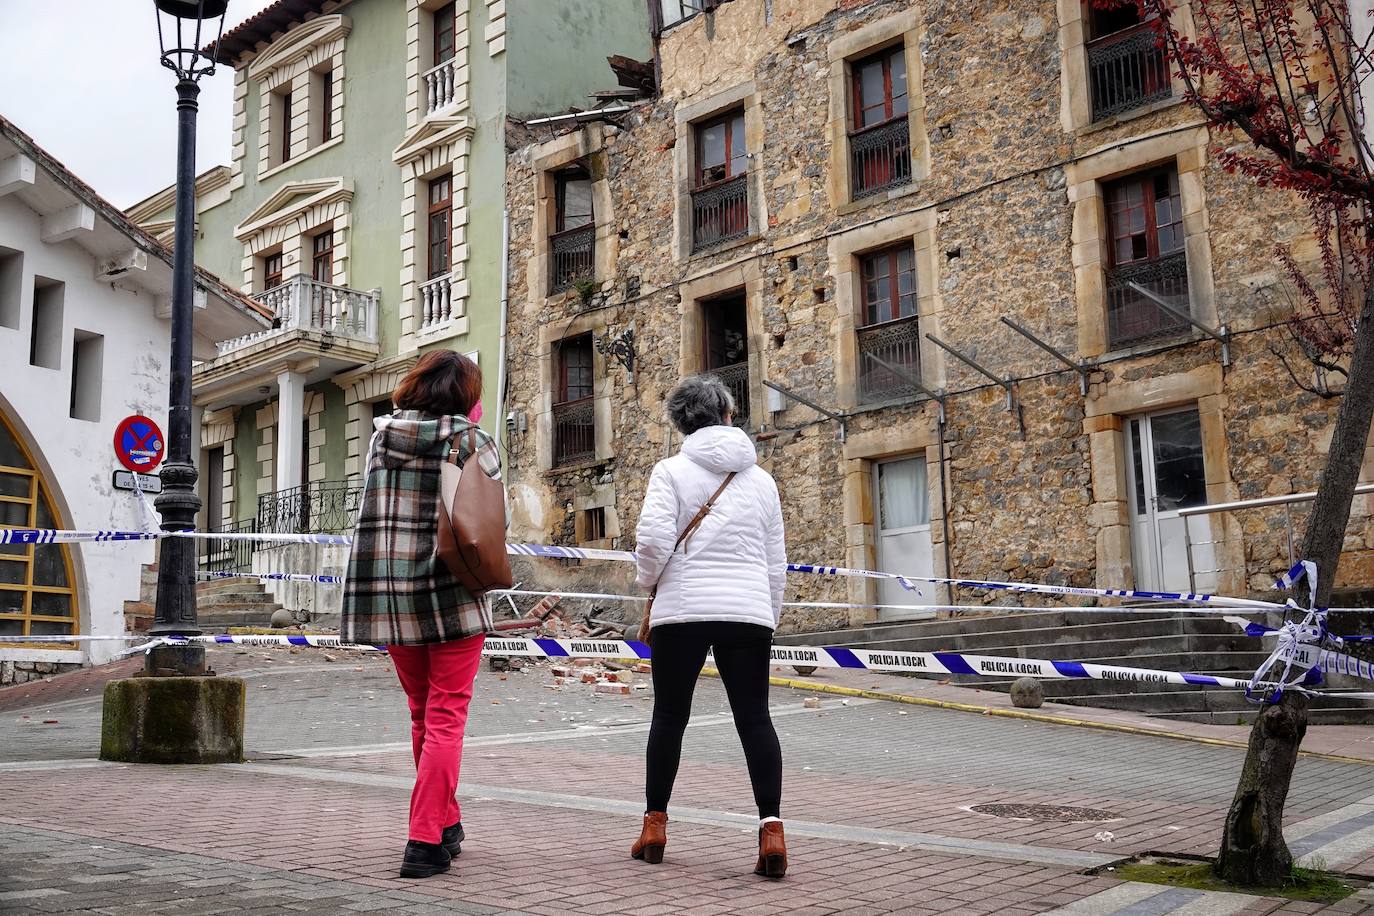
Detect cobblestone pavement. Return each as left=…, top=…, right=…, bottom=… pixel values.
left=2, top=647, right=1374, bottom=915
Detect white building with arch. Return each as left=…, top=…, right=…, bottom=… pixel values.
left=0, top=116, right=267, bottom=681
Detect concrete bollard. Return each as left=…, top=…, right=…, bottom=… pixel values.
left=100, top=676, right=246, bottom=764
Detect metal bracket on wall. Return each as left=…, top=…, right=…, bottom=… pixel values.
left=1126, top=282, right=1232, bottom=367
left=999, top=317, right=1091, bottom=396
left=864, top=352, right=947, bottom=424
left=925, top=334, right=1015, bottom=412
left=761, top=379, right=847, bottom=442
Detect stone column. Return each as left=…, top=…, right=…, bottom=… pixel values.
left=276, top=369, right=306, bottom=493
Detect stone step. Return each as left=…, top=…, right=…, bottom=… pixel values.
left=776, top=609, right=1155, bottom=645
left=812, top=616, right=1248, bottom=654
left=198, top=609, right=282, bottom=628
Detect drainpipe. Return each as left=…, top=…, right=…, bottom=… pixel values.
left=495, top=208, right=511, bottom=459
left=936, top=410, right=955, bottom=606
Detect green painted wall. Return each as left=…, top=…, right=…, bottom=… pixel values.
left=321, top=385, right=348, bottom=481
left=505, top=1, right=651, bottom=119
left=232, top=407, right=259, bottom=524
left=190, top=0, right=651, bottom=516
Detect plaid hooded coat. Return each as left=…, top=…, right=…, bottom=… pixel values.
left=341, top=411, right=502, bottom=646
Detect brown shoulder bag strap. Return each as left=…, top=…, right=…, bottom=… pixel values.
left=674, top=471, right=737, bottom=554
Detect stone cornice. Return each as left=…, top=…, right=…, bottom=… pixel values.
left=392, top=116, right=476, bottom=166
left=247, top=14, right=352, bottom=86
left=233, top=177, right=353, bottom=242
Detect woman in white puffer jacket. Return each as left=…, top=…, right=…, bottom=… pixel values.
left=629, top=374, right=789, bottom=879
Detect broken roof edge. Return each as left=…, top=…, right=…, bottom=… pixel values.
left=0, top=115, right=272, bottom=327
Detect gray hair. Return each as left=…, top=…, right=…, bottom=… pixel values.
left=666, top=374, right=735, bottom=435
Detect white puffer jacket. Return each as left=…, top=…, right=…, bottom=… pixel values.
left=635, top=425, right=786, bottom=630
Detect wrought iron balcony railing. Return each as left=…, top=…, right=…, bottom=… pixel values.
left=1106, top=250, right=1191, bottom=348
left=549, top=224, right=596, bottom=294
left=553, top=397, right=596, bottom=467
left=857, top=315, right=923, bottom=404
left=215, top=275, right=380, bottom=357
left=198, top=518, right=257, bottom=574
left=708, top=361, right=751, bottom=428
left=1088, top=22, right=1172, bottom=121
left=691, top=173, right=749, bottom=252
left=256, top=481, right=364, bottom=537
left=850, top=117, right=912, bottom=199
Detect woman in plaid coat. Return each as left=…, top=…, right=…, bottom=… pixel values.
left=342, top=350, right=501, bottom=879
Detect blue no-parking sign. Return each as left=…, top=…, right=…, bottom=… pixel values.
left=113, top=415, right=164, bottom=472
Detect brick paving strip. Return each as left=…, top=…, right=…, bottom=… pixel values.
left=4, top=650, right=1374, bottom=914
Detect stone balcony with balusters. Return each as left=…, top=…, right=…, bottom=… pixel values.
left=192, top=274, right=381, bottom=409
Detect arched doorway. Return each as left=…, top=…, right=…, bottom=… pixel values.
left=0, top=411, right=79, bottom=643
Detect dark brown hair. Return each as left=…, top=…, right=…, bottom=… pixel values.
left=392, top=350, right=482, bottom=417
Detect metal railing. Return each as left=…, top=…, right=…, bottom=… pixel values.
left=549, top=224, right=596, bottom=294
left=423, top=58, right=460, bottom=115
left=198, top=518, right=257, bottom=574
left=1106, top=251, right=1190, bottom=348
left=1179, top=483, right=1374, bottom=596
left=257, top=481, right=364, bottom=536
left=850, top=117, right=912, bottom=199
left=857, top=316, right=922, bottom=403
left=216, top=275, right=380, bottom=357
left=1088, top=21, right=1172, bottom=121
left=553, top=397, right=596, bottom=467
left=691, top=173, right=749, bottom=251
left=708, top=361, right=751, bottom=428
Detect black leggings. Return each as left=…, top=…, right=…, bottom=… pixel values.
left=645, top=621, right=782, bottom=819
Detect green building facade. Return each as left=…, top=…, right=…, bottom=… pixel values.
left=128, top=0, right=649, bottom=551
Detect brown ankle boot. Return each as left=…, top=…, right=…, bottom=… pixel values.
left=630, top=811, right=668, bottom=864
left=754, top=820, right=787, bottom=878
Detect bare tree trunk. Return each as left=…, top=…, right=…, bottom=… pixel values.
left=1217, top=691, right=1310, bottom=885
left=1296, top=283, right=1374, bottom=609
left=1216, top=284, right=1374, bottom=885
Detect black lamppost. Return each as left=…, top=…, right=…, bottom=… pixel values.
left=147, top=0, right=229, bottom=676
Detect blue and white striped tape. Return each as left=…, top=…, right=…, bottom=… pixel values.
left=140, top=633, right=1250, bottom=687
left=0, top=527, right=1285, bottom=609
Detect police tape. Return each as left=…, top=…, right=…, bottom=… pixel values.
left=110, top=632, right=1247, bottom=688
left=0, top=524, right=1284, bottom=611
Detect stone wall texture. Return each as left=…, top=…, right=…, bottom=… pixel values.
left=500, top=0, right=1374, bottom=633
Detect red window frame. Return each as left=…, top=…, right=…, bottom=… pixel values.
left=558, top=335, right=594, bottom=403
left=263, top=252, right=284, bottom=291
left=311, top=231, right=334, bottom=284
left=694, top=109, right=747, bottom=189
left=320, top=69, right=334, bottom=143
left=1104, top=166, right=1184, bottom=268
left=427, top=174, right=453, bottom=280
left=858, top=245, right=917, bottom=326
left=851, top=45, right=908, bottom=131
left=434, top=2, right=456, bottom=65
left=279, top=91, right=292, bottom=163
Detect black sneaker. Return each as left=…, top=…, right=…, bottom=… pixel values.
left=398, top=840, right=451, bottom=878
left=441, top=822, right=465, bottom=858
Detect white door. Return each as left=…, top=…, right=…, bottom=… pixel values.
left=874, top=456, right=935, bottom=620
left=1123, top=407, right=1215, bottom=594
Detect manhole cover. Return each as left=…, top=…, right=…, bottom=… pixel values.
left=969, top=803, right=1118, bottom=822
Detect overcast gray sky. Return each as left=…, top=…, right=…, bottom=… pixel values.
left=0, top=0, right=275, bottom=208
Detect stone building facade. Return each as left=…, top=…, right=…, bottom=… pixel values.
left=500, top=0, right=1374, bottom=633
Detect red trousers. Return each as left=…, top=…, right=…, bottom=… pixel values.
left=388, top=633, right=486, bottom=844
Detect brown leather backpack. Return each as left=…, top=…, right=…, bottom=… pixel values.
left=437, top=427, right=513, bottom=594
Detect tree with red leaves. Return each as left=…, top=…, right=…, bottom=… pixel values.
left=1095, top=0, right=1374, bottom=887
